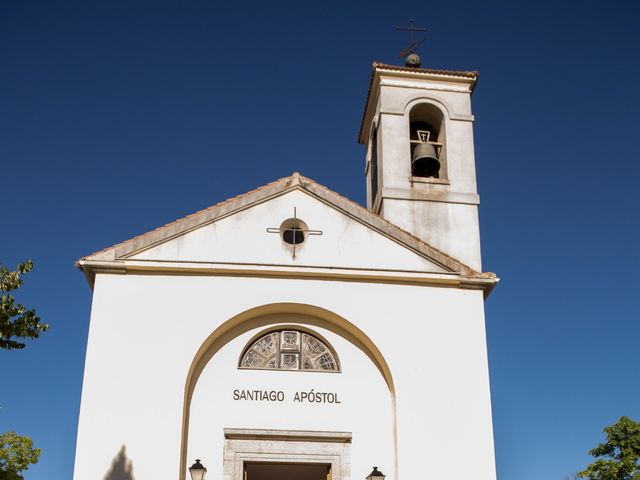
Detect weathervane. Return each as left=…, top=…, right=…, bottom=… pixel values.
left=396, top=19, right=426, bottom=68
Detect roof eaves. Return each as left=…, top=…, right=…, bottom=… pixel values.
left=372, top=62, right=479, bottom=79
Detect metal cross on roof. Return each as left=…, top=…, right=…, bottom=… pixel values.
left=266, top=207, right=323, bottom=259
left=396, top=18, right=427, bottom=58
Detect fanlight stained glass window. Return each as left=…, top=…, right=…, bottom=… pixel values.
left=239, top=329, right=339, bottom=372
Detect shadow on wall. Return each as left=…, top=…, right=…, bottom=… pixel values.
left=104, top=446, right=135, bottom=480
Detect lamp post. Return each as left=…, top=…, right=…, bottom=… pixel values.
left=366, top=467, right=385, bottom=480
left=189, top=459, right=207, bottom=480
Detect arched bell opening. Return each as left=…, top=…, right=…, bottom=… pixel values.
left=409, top=103, right=445, bottom=179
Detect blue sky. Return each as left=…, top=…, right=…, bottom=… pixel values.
left=1, top=1, right=639, bottom=479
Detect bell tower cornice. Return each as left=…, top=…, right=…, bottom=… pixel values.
left=358, top=63, right=479, bottom=145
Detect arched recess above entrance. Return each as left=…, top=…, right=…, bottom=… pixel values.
left=178, top=302, right=397, bottom=480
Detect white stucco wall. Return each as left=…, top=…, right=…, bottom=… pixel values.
left=73, top=272, right=495, bottom=480
left=379, top=199, right=482, bottom=272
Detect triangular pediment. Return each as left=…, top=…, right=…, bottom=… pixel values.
left=80, top=173, right=484, bottom=278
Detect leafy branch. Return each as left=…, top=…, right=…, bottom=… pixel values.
left=0, top=261, right=48, bottom=350
left=0, top=432, right=41, bottom=480
left=578, top=416, right=640, bottom=480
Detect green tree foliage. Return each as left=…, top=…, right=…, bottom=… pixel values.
left=0, top=261, right=48, bottom=350
left=0, top=432, right=41, bottom=480
left=578, top=416, right=640, bottom=480
left=0, top=261, right=46, bottom=478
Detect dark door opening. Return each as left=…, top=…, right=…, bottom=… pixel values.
left=245, top=462, right=331, bottom=480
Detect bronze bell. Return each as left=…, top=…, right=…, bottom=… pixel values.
left=412, top=142, right=440, bottom=178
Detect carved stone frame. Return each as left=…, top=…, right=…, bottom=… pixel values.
left=223, top=429, right=352, bottom=480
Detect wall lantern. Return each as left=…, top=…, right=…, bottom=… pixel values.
left=189, top=459, right=207, bottom=480
left=366, top=466, right=385, bottom=480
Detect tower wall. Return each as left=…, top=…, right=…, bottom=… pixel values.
left=362, top=66, right=482, bottom=270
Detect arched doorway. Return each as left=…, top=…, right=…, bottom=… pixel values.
left=179, top=303, right=397, bottom=480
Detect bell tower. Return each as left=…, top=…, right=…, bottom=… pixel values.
left=359, top=58, right=482, bottom=270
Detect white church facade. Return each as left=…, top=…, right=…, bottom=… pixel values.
left=74, top=61, right=499, bottom=480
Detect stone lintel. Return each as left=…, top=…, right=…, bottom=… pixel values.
left=224, top=428, right=352, bottom=443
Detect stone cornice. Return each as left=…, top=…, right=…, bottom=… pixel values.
left=358, top=62, right=478, bottom=144
left=77, top=259, right=499, bottom=298
left=381, top=187, right=480, bottom=206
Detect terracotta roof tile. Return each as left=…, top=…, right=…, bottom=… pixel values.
left=372, top=62, right=479, bottom=79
